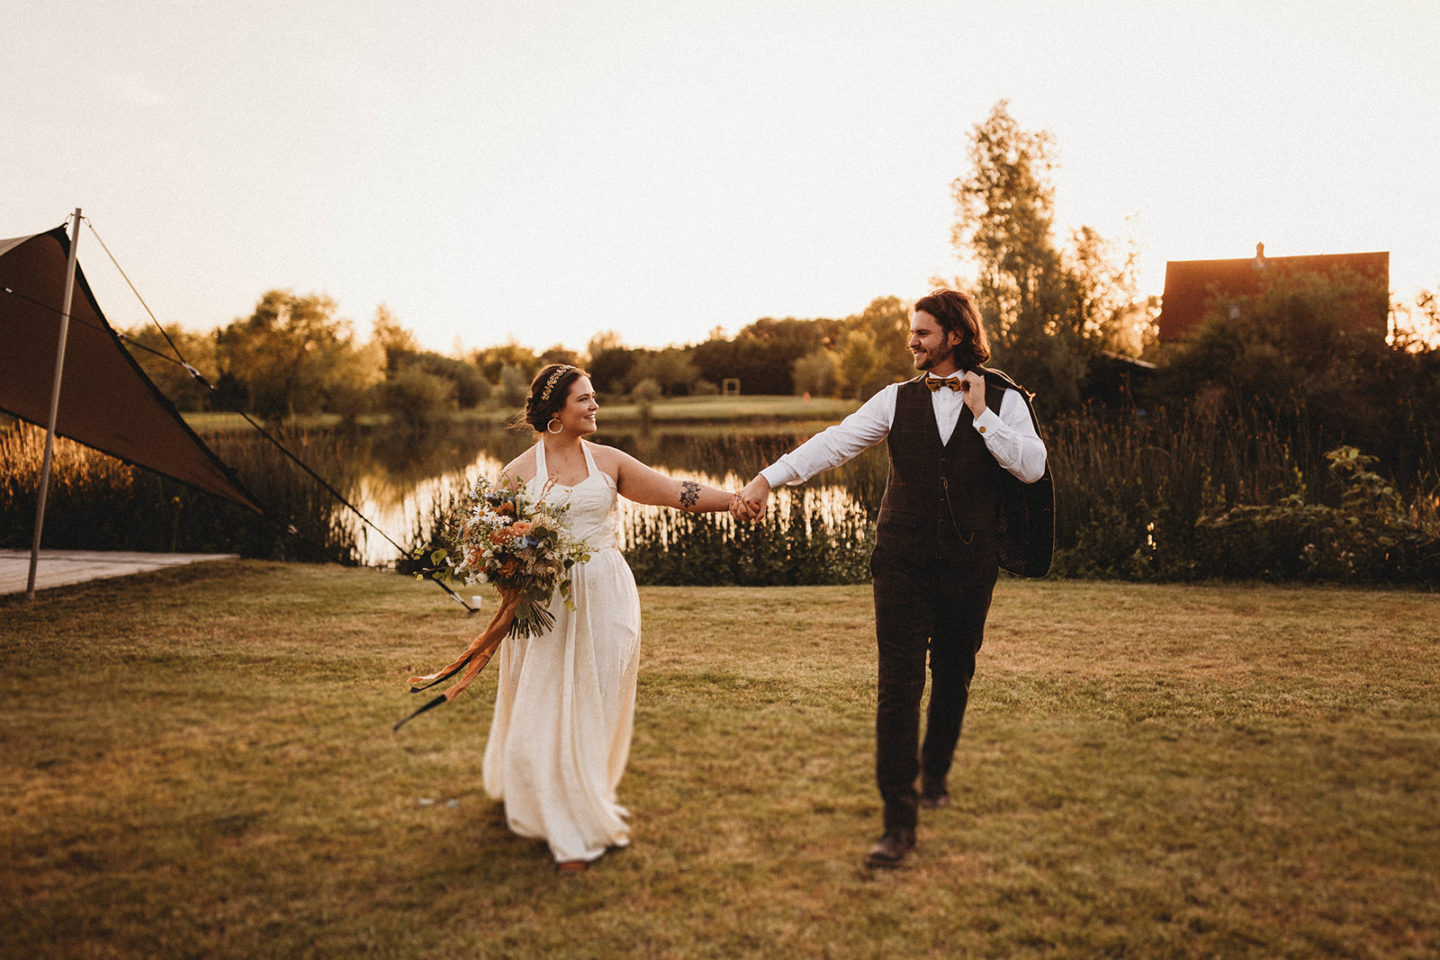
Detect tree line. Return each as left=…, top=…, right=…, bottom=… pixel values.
left=123, top=290, right=921, bottom=425
left=126, top=100, right=1438, bottom=459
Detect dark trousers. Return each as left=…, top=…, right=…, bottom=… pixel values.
left=870, top=538, right=998, bottom=832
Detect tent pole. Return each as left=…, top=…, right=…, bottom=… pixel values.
left=25, top=208, right=83, bottom=600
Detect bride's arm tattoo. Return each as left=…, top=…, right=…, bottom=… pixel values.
left=679, top=480, right=700, bottom=510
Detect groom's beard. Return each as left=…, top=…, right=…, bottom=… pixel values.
left=912, top=346, right=956, bottom=372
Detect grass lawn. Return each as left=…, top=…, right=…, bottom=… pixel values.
left=1, top=564, right=1436, bottom=958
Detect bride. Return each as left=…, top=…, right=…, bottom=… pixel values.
left=483, top=363, right=740, bottom=872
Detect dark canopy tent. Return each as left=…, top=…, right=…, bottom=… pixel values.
left=0, top=224, right=261, bottom=513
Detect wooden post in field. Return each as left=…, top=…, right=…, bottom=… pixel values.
left=26, top=208, right=83, bottom=600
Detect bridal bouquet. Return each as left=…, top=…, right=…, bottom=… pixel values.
left=397, top=475, right=591, bottom=731
left=429, top=475, right=592, bottom=637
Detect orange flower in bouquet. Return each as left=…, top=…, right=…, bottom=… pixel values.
left=398, top=475, right=591, bottom=730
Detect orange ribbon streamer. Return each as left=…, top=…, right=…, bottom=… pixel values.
left=394, top=591, right=522, bottom=731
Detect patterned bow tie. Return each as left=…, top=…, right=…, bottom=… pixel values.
left=925, top=376, right=963, bottom=392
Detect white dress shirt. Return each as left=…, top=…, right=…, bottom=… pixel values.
left=760, top=373, right=1048, bottom=489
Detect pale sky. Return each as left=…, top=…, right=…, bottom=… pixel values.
left=5, top=0, right=1437, bottom=354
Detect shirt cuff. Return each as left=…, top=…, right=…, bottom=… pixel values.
left=760, top=462, right=800, bottom=488
left=972, top=407, right=1003, bottom=437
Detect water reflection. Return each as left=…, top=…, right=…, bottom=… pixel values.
left=341, top=424, right=884, bottom=567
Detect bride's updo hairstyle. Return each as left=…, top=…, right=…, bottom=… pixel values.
left=519, top=363, right=589, bottom=432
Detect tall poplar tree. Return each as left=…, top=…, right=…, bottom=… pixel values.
left=952, top=100, right=1066, bottom=354
left=951, top=100, right=1146, bottom=409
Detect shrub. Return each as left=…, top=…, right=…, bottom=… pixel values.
left=379, top=366, right=453, bottom=428
left=1195, top=446, right=1440, bottom=583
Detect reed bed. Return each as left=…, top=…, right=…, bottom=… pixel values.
left=1044, top=409, right=1439, bottom=583
left=621, top=484, right=876, bottom=586
left=4, top=408, right=1436, bottom=586
left=1045, top=410, right=1307, bottom=579
left=0, top=421, right=358, bottom=562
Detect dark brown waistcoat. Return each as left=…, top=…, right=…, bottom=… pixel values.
left=874, top=377, right=1007, bottom=560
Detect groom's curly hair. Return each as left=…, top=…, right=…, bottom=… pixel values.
left=914, top=288, right=990, bottom=371
left=518, top=363, right=590, bottom=432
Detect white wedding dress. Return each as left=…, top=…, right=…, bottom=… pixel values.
left=482, top=439, right=642, bottom=863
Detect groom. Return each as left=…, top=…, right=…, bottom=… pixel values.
left=735, top=288, right=1052, bottom=868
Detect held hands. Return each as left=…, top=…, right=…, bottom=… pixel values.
left=728, top=474, right=771, bottom=523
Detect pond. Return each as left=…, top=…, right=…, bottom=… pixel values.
left=333, top=421, right=887, bottom=569
left=1, top=415, right=883, bottom=585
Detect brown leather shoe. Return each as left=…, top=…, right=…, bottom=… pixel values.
left=919, top=778, right=949, bottom=809
left=864, top=829, right=916, bottom=869
left=556, top=859, right=589, bottom=874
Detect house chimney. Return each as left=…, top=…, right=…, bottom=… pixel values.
left=1253, top=241, right=1267, bottom=271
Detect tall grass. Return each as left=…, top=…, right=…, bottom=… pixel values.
left=0, top=421, right=359, bottom=562
left=1046, top=409, right=1307, bottom=579
left=609, top=430, right=886, bottom=586
left=4, top=408, right=1436, bottom=585
left=1045, top=408, right=1440, bottom=582
left=622, top=485, right=876, bottom=586
left=609, top=411, right=1438, bottom=586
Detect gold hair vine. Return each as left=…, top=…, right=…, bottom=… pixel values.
left=540, top=365, right=574, bottom=402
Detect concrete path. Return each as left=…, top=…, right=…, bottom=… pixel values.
left=0, top=549, right=239, bottom=596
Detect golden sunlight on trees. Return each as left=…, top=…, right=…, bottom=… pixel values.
left=123, top=323, right=221, bottom=412
left=585, top=330, right=625, bottom=361
left=628, top=347, right=701, bottom=398
left=790, top=347, right=837, bottom=397
left=842, top=297, right=914, bottom=396
left=1066, top=225, right=1153, bottom=356
left=835, top=330, right=880, bottom=400
left=828, top=299, right=917, bottom=399
left=366, top=306, right=493, bottom=421
left=380, top=365, right=455, bottom=428
left=471, top=339, right=539, bottom=383
left=950, top=100, right=1150, bottom=409
left=216, top=290, right=383, bottom=423
left=1393, top=288, right=1440, bottom=348
left=539, top=344, right=582, bottom=368
left=371, top=303, right=418, bottom=373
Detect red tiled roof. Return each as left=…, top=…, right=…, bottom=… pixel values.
left=1157, top=247, right=1389, bottom=341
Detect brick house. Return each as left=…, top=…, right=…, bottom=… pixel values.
left=1157, top=243, right=1389, bottom=342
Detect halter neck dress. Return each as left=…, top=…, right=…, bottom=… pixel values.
left=481, top=438, right=642, bottom=863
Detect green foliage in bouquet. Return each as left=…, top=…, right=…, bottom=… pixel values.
left=411, top=476, right=591, bottom=637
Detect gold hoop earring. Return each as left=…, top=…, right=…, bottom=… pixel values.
left=547, top=419, right=563, bottom=434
